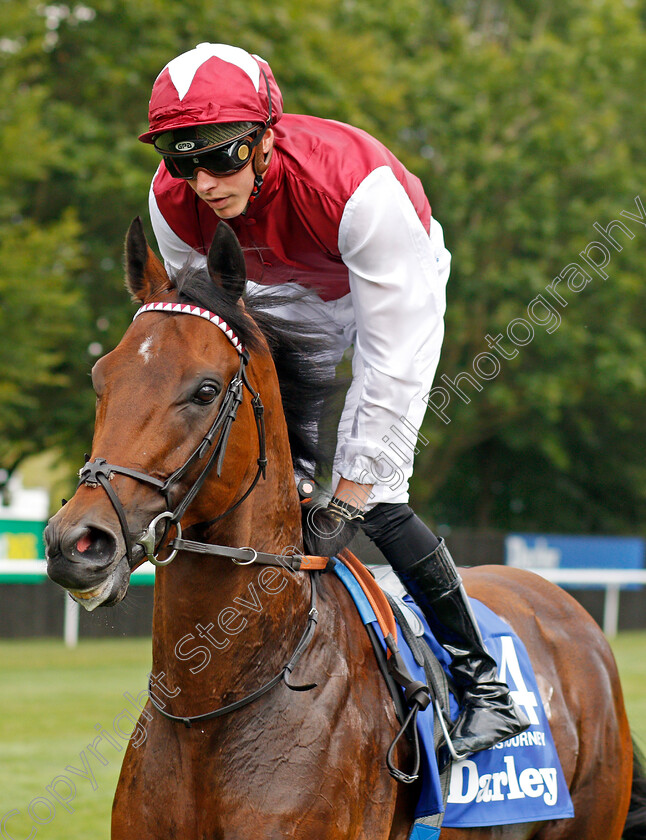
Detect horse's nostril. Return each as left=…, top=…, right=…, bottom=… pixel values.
left=71, top=526, right=117, bottom=564
left=77, top=531, right=93, bottom=553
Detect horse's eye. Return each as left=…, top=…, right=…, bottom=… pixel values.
left=193, top=382, right=220, bottom=404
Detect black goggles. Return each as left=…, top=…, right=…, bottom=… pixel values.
left=161, top=128, right=267, bottom=180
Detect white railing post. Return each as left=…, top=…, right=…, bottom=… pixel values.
left=602, top=584, right=621, bottom=639
left=64, top=593, right=80, bottom=648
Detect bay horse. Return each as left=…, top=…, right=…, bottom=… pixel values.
left=45, top=219, right=645, bottom=839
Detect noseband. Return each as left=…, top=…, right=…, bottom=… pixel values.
left=78, top=301, right=267, bottom=566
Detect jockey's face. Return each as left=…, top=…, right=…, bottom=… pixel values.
left=187, top=129, right=274, bottom=220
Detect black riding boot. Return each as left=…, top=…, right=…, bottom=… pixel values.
left=363, top=504, right=530, bottom=758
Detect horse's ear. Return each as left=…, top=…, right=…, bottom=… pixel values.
left=207, top=222, right=246, bottom=302
left=124, top=217, right=171, bottom=302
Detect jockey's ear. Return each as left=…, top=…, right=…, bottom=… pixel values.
left=124, top=217, right=172, bottom=302
left=207, top=222, right=246, bottom=302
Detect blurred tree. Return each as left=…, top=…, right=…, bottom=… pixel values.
left=0, top=12, right=92, bottom=476
left=0, top=0, right=644, bottom=532
left=375, top=0, right=646, bottom=534
left=0, top=213, right=88, bottom=473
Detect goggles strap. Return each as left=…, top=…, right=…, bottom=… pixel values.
left=243, top=67, right=273, bottom=211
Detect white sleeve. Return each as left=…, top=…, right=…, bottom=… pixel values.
left=334, top=166, right=450, bottom=483
left=148, top=172, right=207, bottom=277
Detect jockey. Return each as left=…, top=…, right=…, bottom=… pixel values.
left=138, top=42, right=529, bottom=758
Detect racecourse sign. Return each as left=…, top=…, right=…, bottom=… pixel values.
left=0, top=519, right=46, bottom=561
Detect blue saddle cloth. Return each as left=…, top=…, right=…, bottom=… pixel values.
left=333, top=561, right=574, bottom=834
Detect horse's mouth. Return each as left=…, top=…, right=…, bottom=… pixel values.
left=45, top=514, right=151, bottom=610
left=69, top=574, right=117, bottom=611
left=67, top=559, right=132, bottom=611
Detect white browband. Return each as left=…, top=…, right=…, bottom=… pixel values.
left=133, top=301, right=246, bottom=355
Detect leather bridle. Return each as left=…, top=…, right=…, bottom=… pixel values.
left=78, top=302, right=267, bottom=567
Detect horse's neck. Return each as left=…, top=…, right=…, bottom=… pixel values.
left=150, top=498, right=310, bottom=709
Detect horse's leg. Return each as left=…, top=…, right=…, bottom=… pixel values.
left=461, top=567, right=633, bottom=840
left=111, top=714, right=201, bottom=839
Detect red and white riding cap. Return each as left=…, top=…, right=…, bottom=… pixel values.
left=139, top=43, right=283, bottom=144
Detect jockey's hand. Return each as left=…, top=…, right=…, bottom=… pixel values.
left=331, top=478, right=374, bottom=517
left=316, top=497, right=361, bottom=554
left=325, top=478, right=374, bottom=544
left=327, top=497, right=365, bottom=524
left=303, top=479, right=374, bottom=556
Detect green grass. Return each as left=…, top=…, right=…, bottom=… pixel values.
left=0, top=639, right=151, bottom=839
left=610, top=630, right=646, bottom=749
left=0, top=633, right=644, bottom=838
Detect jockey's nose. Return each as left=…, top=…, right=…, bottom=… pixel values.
left=193, top=169, right=223, bottom=191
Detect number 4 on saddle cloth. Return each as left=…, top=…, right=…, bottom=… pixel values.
left=331, top=552, right=574, bottom=840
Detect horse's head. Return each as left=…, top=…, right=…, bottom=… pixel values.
left=45, top=218, right=274, bottom=609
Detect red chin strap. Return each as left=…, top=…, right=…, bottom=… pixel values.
left=245, top=140, right=273, bottom=211
left=246, top=173, right=264, bottom=208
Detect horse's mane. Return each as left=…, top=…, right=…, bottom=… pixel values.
left=173, top=261, right=345, bottom=486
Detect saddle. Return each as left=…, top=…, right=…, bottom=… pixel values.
left=332, top=549, right=574, bottom=840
